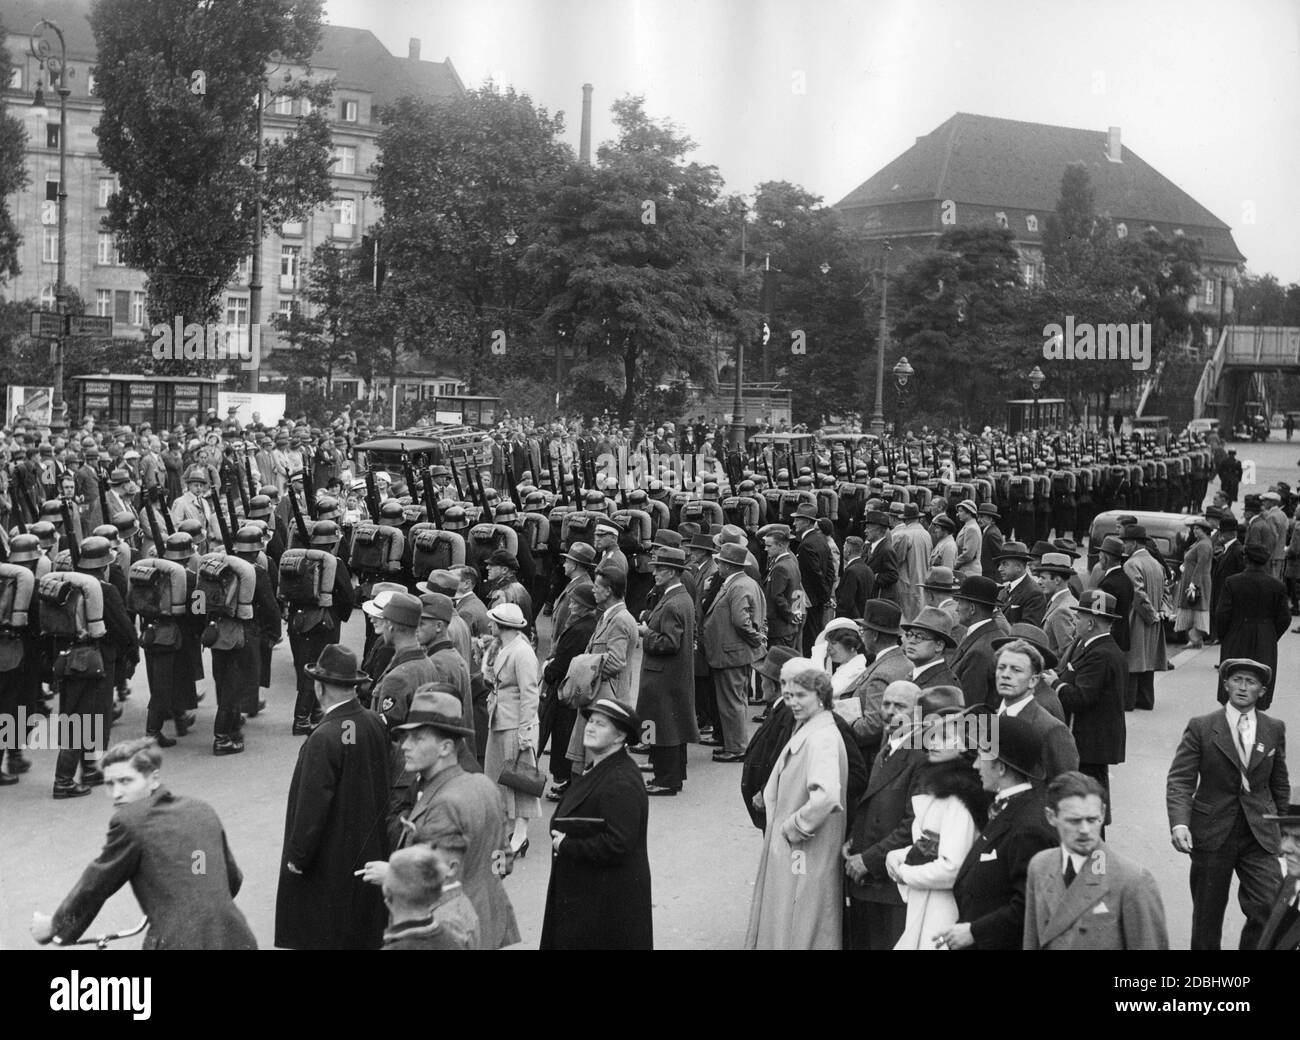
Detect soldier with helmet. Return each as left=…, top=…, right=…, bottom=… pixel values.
left=286, top=519, right=355, bottom=735
left=1, top=533, right=46, bottom=781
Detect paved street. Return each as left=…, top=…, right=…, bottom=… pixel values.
left=3, top=431, right=1299, bottom=951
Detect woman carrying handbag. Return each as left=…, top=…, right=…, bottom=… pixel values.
left=484, top=602, right=542, bottom=857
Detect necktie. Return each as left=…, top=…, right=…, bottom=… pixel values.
left=1063, top=859, right=1077, bottom=886
left=1237, top=713, right=1252, bottom=766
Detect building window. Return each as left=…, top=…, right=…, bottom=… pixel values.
left=132, top=291, right=146, bottom=326
left=282, top=219, right=304, bottom=236
left=45, top=178, right=59, bottom=201
left=233, top=255, right=250, bottom=283
left=39, top=285, right=56, bottom=310
left=1204, top=279, right=1215, bottom=307
left=95, top=290, right=112, bottom=317
left=278, top=298, right=301, bottom=320
left=341, top=99, right=358, bottom=122
left=8, top=68, right=21, bottom=89
left=43, top=229, right=58, bottom=263
left=87, top=71, right=96, bottom=96
left=1024, top=263, right=1036, bottom=287
left=1026, top=214, right=1038, bottom=232
left=995, top=212, right=1008, bottom=229
left=332, top=145, right=356, bottom=175
left=97, top=233, right=115, bottom=265
left=331, top=198, right=356, bottom=239
left=301, top=98, right=313, bottom=116
left=226, top=296, right=249, bottom=327
left=274, top=95, right=292, bottom=115
left=46, top=123, right=60, bottom=149
left=114, top=290, right=131, bottom=325
left=98, top=177, right=114, bottom=207
left=280, top=245, right=301, bottom=290
left=116, top=240, right=127, bottom=266
left=1116, top=223, right=1128, bottom=239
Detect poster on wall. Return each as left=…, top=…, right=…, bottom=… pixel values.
left=6, top=385, right=54, bottom=425
left=217, top=392, right=287, bottom=426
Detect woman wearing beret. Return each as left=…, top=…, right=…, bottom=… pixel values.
left=484, top=602, right=542, bottom=855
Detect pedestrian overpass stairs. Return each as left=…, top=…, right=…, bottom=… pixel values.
left=1193, top=325, right=1300, bottom=422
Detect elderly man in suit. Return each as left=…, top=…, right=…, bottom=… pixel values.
left=275, top=645, right=391, bottom=950
left=636, top=547, right=698, bottom=795
left=1095, top=535, right=1134, bottom=653
left=1025, top=771, right=1169, bottom=949
left=702, top=542, right=768, bottom=762
left=1255, top=804, right=1300, bottom=950
left=846, top=600, right=910, bottom=759
left=761, top=523, right=804, bottom=650
left=940, top=716, right=1058, bottom=950
left=1167, top=657, right=1291, bottom=950
left=899, top=607, right=958, bottom=690
left=995, top=541, right=1047, bottom=628
left=977, top=504, right=1004, bottom=581
left=953, top=499, right=983, bottom=578
left=31, top=738, right=256, bottom=950
left=949, top=575, right=1003, bottom=710
left=990, top=639, right=1078, bottom=782
left=792, top=503, right=833, bottom=653
left=1121, top=525, right=1167, bottom=711
left=1035, top=552, right=1078, bottom=657
left=862, top=510, right=900, bottom=607
left=842, top=680, right=927, bottom=950
left=365, top=686, right=520, bottom=949
left=1042, top=589, right=1128, bottom=832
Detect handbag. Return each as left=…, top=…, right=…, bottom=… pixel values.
left=1181, top=582, right=1200, bottom=607
left=497, top=745, right=547, bottom=798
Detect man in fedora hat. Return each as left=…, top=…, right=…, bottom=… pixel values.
left=1034, top=552, right=1078, bottom=657
left=1212, top=514, right=1244, bottom=639
left=891, top=502, right=931, bottom=624
left=1215, top=544, right=1289, bottom=710
left=861, top=509, right=900, bottom=608
left=976, top=503, right=1004, bottom=582
left=542, top=697, right=653, bottom=950
left=1167, top=657, right=1291, bottom=950
left=1256, top=803, right=1300, bottom=950
left=917, top=566, right=963, bottom=643
left=170, top=465, right=220, bottom=543
left=368, top=685, right=519, bottom=949
left=483, top=548, right=533, bottom=629
left=941, top=715, right=1058, bottom=950
left=899, top=607, right=958, bottom=690
left=1043, top=590, right=1129, bottom=831
left=636, top=547, right=698, bottom=795
left=1094, top=535, right=1133, bottom=652
left=792, top=502, right=832, bottom=654
left=275, top=644, right=391, bottom=950
left=702, top=542, right=768, bottom=761
left=845, top=601, right=911, bottom=760
left=419, top=592, right=480, bottom=773
left=953, top=499, right=983, bottom=578
left=835, top=535, right=875, bottom=621
left=760, top=523, right=805, bottom=650
left=949, top=575, right=1004, bottom=711
left=370, top=593, right=438, bottom=757
left=1120, top=524, right=1167, bottom=711
left=995, top=541, right=1047, bottom=628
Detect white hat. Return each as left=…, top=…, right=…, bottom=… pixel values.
left=487, top=602, right=528, bottom=629
left=361, top=583, right=409, bottom=619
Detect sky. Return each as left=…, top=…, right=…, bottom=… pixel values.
left=324, top=0, right=1300, bottom=283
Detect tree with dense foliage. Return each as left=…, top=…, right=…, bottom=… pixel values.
left=0, top=19, right=27, bottom=287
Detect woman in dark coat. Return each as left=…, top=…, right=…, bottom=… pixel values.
left=541, top=699, right=652, bottom=950
left=1214, top=545, right=1291, bottom=709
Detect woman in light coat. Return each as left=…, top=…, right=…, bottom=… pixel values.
left=484, top=602, right=541, bottom=856
left=1173, top=520, right=1212, bottom=648
left=929, top=515, right=957, bottom=570
left=824, top=627, right=868, bottom=697
left=886, top=701, right=987, bottom=950
left=745, top=668, right=847, bottom=950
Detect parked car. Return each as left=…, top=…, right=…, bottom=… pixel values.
left=1086, top=509, right=1207, bottom=643
left=1184, top=417, right=1220, bottom=437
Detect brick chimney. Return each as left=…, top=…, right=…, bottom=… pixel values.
left=1107, top=126, right=1121, bottom=162
left=408, top=37, right=421, bottom=61
left=580, top=83, right=593, bottom=165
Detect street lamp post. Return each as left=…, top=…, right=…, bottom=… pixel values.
left=868, top=240, right=893, bottom=435
left=1028, top=364, right=1045, bottom=433
left=892, top=356, right=914, bottom=434
left=31, top=20, right=70, bottom=433
left=730, top=202, right=748, bottom=450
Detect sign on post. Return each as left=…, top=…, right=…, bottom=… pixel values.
left=29, top=312, right=62, bottom=338
left=67, top=315, right=115, bottom=338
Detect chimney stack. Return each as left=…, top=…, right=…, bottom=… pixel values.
left=579, top=83, right=593, bottom=165
left=1107, top=125, right=1121, bottom=162
left=408, top=38, right=421, bottom=61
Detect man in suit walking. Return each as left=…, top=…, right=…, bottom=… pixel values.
left=846, top=600, right=910, bottom=760
left=995, top=541, right=1047, bottom=628
left=702, top=543, right=767, bottom=762
left=862, top=510, right=900, bottom=607
left=1043, top=590, right=1128, bottom=831
left=1166, top=657, right=1291, bottom=950
left=1095, top=536, right=1134, bottom=653
left=1025, top=771, right=1169, bottom=949
left=792, top=503, right=833, bottom=653
left=842, top=680, right=926, bottom=949
left=899, top=607, right=958, bottom=690
left=835, top=535, right=874, bottom=620
left=953, top=499, right=983, bottom=578
left=636, top=547, right=698, bottom=795
left=1255, top=804, right=1300, bottom=950
left=991, top=640, right=1078, bottom=782
left=1215, top=544, right=1290, bottom=710
left=977, top=504, right=1004, bottom=581
left=760, top=523, right=804, bottom=650
left=32, top=738, right=257, bottom=950
left=940, top=716, right=1058, bottom=950
left=950, top=575, right=1003, bottom=710
left=1035, top=552, right=1078, bottom=657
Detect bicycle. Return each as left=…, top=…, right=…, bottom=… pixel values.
left=60, top=917, right=148, bottom=950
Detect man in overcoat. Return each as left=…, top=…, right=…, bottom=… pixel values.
left=760, top=523, right=804, bottom=650
left=1214, top=545, right=1290, bottom=710
left=702, top=543, right=767, bottom=761
left=1121, top=525, right=1167, bottom=711
left=1166, top=658, right=1290, bottom=950
left=636, top=547, right=698, bottom=795
left=542, top=698, right=652, bottom=950
left=275, top=645, right=390, bottom=950
left=950, top=575, right=1003, bottom=711
left=792, top=503, right=833, bottom=652
left=862, top=511, right=900, bottom=607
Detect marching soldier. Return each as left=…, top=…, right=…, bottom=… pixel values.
left=286, top=519, right=355, bottom=735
